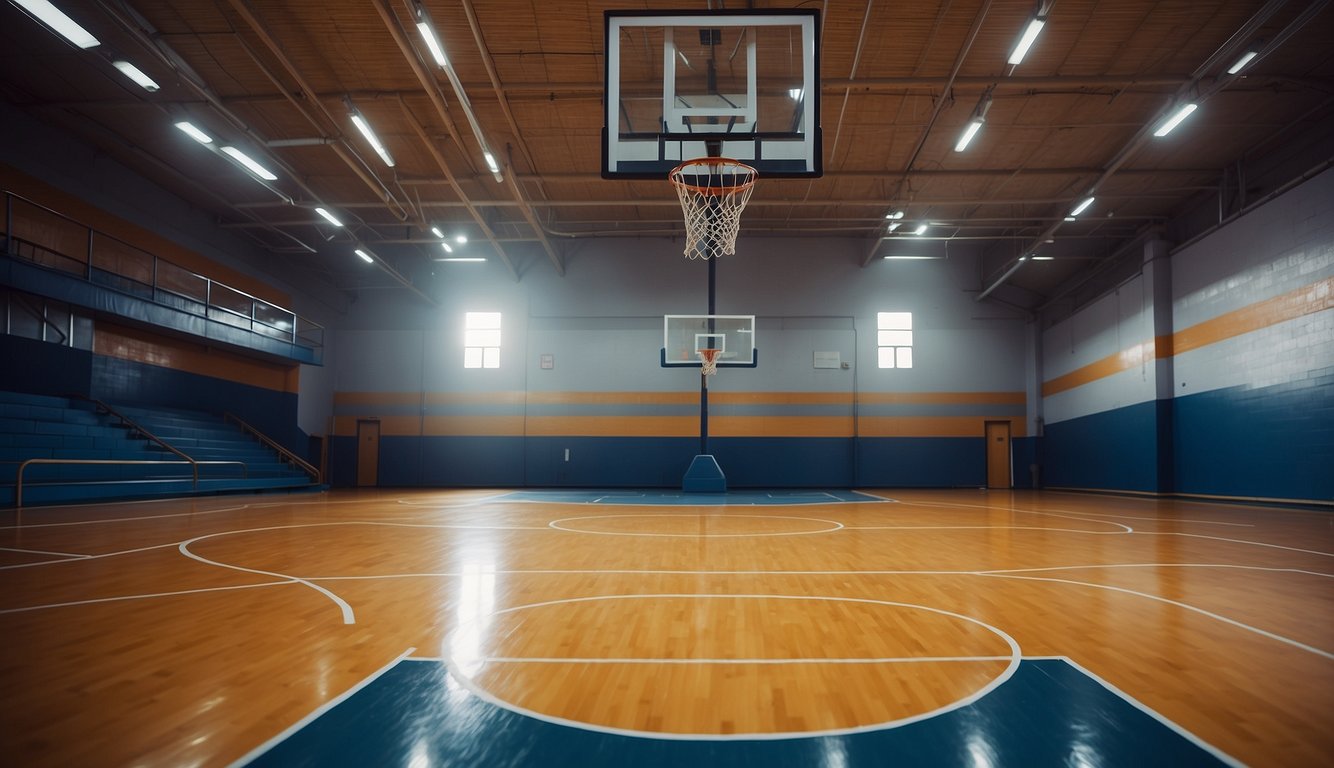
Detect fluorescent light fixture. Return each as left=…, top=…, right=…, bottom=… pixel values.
left=1031, top=255, right=1054, bottom=260
left=1019, top=254, right=1031, bottom=262
left=884, top=255, right=941, bottom=260
left=430, top=226, right=444, bottom=238
left=954, top=118, right=984, bottom=152
left=788, top=88, right=803, bottom=100
left=1070, top=196, right=1096, bottom=217
left=220, top=146, right=278, bottom=180
left=888, top=222, right=902, bottom=232
left=483, top=151, right=500, bottom=175
left=455, top=234, right=468, bottom=244
left=1008, top=17, right=1046, bottom=66
left=414, top=3, right=448, bottom=67
left=112, top=61, right=159, bottom=92
left=441, top=242, right=454, bottom=253
left=1227, top=50, right=1258, bottom=75
left=174, top=121, right=213, bottom=144
left=349, top=111, right=395, bottom=167
left=1153, top=103, right=1197, bottom=137
left=355, top=249, right=374, bottom=263
left=437, top=257, right=486, bottom=263
left=13, top=0, right=100, bottom=48
left=885, top=210, right=905, bottom=220
left=314, top=207, right=343, bottom=227
left=1064, top=216, right=1076, bottom=221
left=913, top=224, right=928, bottom=236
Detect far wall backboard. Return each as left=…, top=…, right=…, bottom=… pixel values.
left=662, top=314, right=757, bottom=367
left=603, top=10, right=821, bottom=179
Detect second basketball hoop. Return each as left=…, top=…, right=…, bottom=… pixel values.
left=669, top=158, right=758, bottom=259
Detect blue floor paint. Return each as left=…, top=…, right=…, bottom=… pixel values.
left=492, top=489, right=888, bottom=506
left=242, top=659, right=1231, bottom=767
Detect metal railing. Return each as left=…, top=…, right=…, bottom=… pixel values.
left=1, top=190, right=323, bottom=356
left=14, top=458, right=246, bottom=508
left=225, top=412, right=322, bottom=483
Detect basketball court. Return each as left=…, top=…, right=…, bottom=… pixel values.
left=1, top=488, right=1330, bottom=766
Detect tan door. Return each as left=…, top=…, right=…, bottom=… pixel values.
left=356, top=420, right=380, bottom=487
left=985, top=420, right=1011, bottom=489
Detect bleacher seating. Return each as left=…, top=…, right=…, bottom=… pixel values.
left=0, top=390, right=319, bottom=506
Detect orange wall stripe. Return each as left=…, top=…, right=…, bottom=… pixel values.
left=857, top=391, right=1025, bottom=405
left=1042, top=276, right=1332, bottom=397
left=334, top=390, right=1025, bottom=409
left=525, top=416, right=700, bottom=437
left=1172, top=276, right=1332, bottom=356
left=94, top=323, right=298, bottom=393
left=859, top=416, right=1026, bottom=438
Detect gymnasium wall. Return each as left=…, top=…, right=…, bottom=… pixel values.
left=1040, top=168, right=1334, bottom=502
left=329, top=238, right=1028, bottom=488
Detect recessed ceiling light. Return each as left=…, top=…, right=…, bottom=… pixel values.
left=174, top=121, right=213, bottom=144
left=13, top=0, right=100, bottom=49
left=112, top=61, right=159, bottom=92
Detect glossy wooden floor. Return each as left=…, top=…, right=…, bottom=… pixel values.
left=1, top=489, right=1330, bottom=766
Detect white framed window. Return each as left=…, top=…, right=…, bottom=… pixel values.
left=877, top=311, right=913, bottom=368
left=464, top=312, right=501, bottom=368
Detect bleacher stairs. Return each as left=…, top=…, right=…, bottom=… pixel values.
left=0, top=390, right=320, bottom=507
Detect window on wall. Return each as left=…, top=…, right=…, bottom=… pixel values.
left=877, top=312, right=913, bottom=368
left=464, top=312, right=501, bottom=368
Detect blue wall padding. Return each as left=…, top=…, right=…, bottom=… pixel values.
left=855, top=437, right=986, bottom=487
left=0, top=336, right=93, bottom=398
left=1011, top=436, right=1040, bottom=489
left=1174, top=379, right=1334, bottom=501
left=1043, top=400, right=1159, bottom=492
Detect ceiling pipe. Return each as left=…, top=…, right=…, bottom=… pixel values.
left=224, top=1, right=414, bottom=225
left=862, top=0, right=996, bottom=266
left=976, top=0, right=1315, bottom=302
left=399, top=97, right=519, bottom=280
left=456, top=0, right=563, bottom=274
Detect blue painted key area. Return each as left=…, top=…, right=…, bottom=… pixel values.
left=243, top=659, right=1231, bottom=767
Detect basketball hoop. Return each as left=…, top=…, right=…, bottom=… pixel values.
left=698, top=348, right=721, bottom=376
left=669, top=158, right=758, bottom=259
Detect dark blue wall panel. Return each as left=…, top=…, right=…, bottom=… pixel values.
left=1012, top=436, right=1040, bottom=489
left=0, top=336, right=92, bottom=397
left=1043, top=401, right=1159, bottom=492
left=1175, top=378, right=1334, bottom=501
left=856, top=437, right=986, bottom=487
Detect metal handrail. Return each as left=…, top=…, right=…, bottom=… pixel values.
left=224, top=413, right=321, bottom=483
left=76, top=397, right=215, bottom=485
left=14, top=458, right=247, bottom=508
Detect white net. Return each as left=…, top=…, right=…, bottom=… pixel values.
left=699, top=348, right=720, bottom=376
left=670, top=158, right=758, bottom=259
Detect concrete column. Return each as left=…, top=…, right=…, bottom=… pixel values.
left=1142, top=238, right=1175, bottom=492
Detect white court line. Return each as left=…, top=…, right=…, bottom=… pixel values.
left=179, top=531, right=356, bottom=625
left=418, top=654, right=1014, bottom=665
left=981, top=562, right=1334, bottom=579
left=0, top=580, right=293, bottom=615
left=842, top=523, right=1131, bottom=534
left=440, top=592, right=1022, bottom=742
left=1139, top=530, right=1333, bottom=557
left=0, top=541, right=181, bottom=571
left=1057, top=655, right=1245, bottom=768
left=0, top=545, right=91, bottom=559
left=227, top=646, right=417, bottom=768
left=980, top=572, right=1334, bottom=660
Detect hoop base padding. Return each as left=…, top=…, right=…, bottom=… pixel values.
left=683, top=454, right=727, bottom=493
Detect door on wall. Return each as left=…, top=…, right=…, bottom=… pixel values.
left=985, top=420, right=1011, bottom=489
left=356, top=420, right=380, bottom=487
